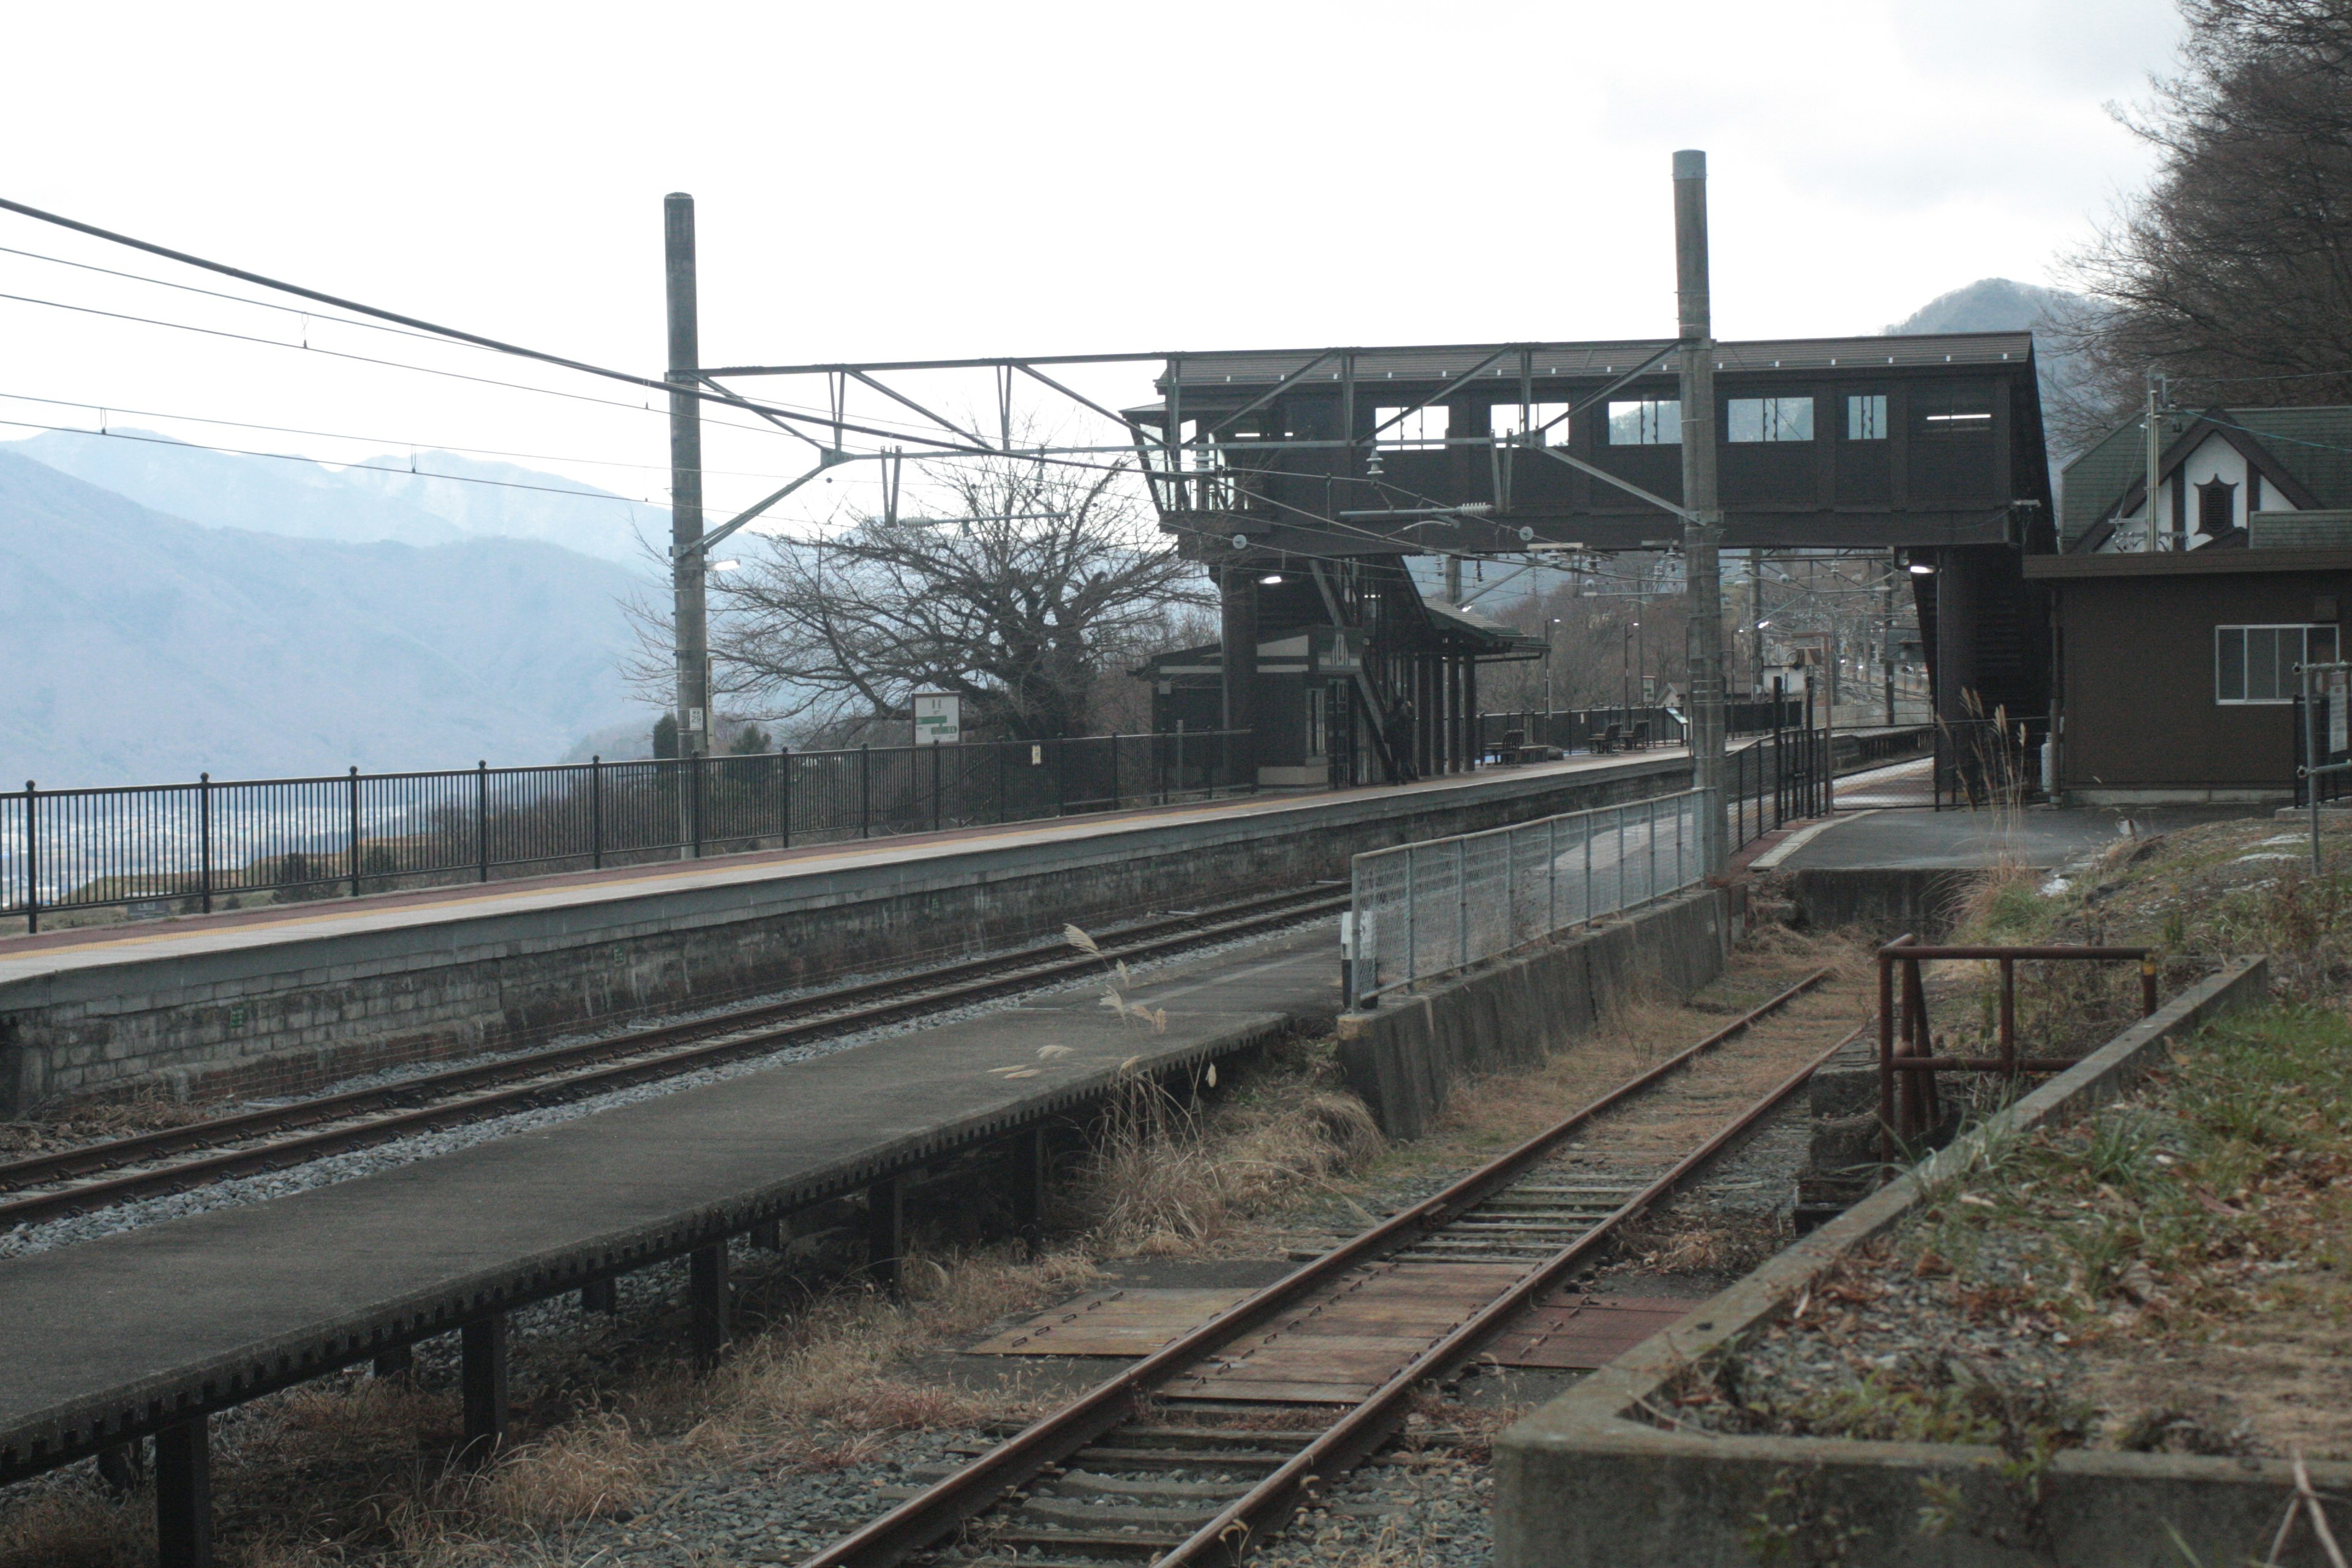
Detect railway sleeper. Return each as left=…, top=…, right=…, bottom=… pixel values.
left=968, top=1525, right=1196, bottom=1558
left=1068, top=1445, right=1292, bottom=1473
left=1046, top=1471, right=1254, bottom=1500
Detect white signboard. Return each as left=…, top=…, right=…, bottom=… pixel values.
left=913, top=692, right=961, bottom=746
left=2332, top=670, right=2349, bottom=756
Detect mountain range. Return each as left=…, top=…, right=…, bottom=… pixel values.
left=4, top=428, right=662, bottom=563
left=0, top=451, right=655, bottom=786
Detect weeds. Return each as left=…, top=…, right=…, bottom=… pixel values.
left=1065, top=1039, right=1381, bottom=1253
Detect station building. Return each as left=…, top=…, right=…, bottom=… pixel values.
left=2038, top=405, right=2352, bottom=803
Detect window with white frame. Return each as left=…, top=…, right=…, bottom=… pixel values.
left=1489, top=402, right=1571, bottom=444
left=1607, top=399, right=1681, bottom=445
left=1374, top=405, right=1450, bottom=450
left=2216, top=623, right=2340, bottom=703
left=1728, top=396, right=1814, bottom=443
left=1847, top=394, right=1888, bottom=440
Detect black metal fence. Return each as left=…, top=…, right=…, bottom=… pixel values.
left=1727, top=728, right=1832, bottom=852
left=2, top=730, right=1254, bottom=933
left=1476, top=698, right=1807, bottom=761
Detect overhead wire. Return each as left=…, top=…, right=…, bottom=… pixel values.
left=0, top=200, right=1694, bottom=555
left=0, top=390, right=853, bottom=488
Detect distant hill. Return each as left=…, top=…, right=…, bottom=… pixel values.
left=1885, top=278, right=2078, bottom=338
left=0, top=450, right=659, bottom=787
left=1885, top=277, right=2102, bottom=462
left=2, top=429, right=664, bottom=564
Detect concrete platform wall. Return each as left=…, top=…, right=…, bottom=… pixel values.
left=1493, top=956, right=2280, bottom=1568
left=1332, top=888, right=1729, bottom=1139
left=0, top=759, right=1687, bottom=1112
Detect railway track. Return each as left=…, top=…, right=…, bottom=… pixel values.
left=0, top=884, right=1349, bottom=1231
left=802, top=968, right=1860, bottom=1568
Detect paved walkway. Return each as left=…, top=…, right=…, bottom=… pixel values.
left=1771, top=802, right=2256, bottom=872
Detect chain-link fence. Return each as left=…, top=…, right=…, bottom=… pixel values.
left=1344, top=789, right=1706, bottom=1006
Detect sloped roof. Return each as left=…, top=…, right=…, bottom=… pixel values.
left=2061, top=404, right=2352, bottom=549
left=1155, top=333, right=2035, bottom=392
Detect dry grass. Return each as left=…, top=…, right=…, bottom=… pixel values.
left=698, top=1245, right=1102, bottom=1464
left=0, top=1487, right=147, bottom=1568
left=1407, top=932, right=1872, bottom=1174
left=1615, top=1211, right=1793, bottom=1276
left=0, top=1092, right=218, bottom=1156
left=1065, top=1045, right=1384, bottom=1253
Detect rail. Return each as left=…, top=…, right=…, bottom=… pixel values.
left=0, top=729, right=1254, bottom=933
left=1345, top=788, right=1706, bottom=1006
left=801, top=969, right=1851, bottom=1568
left=1876, top=935, right=2158, bottom=1159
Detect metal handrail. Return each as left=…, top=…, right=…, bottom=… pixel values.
left=1347, top=788, right=1708, bottom=1006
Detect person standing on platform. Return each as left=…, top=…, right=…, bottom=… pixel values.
left=1385, top=698, right=1418, bottom=784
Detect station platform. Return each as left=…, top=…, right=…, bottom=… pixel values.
left=0, top=750, right=1691, bottom=1112
left=0, top=919, right=1344, bottom=1486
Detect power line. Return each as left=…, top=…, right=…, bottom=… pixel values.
left=0, top=286, right=932, bottom=456
left=0, top=195, right=1008, bottom=456
left=0, top=242, right=505, bottom=353
left=0, top=390, right=849, bottom=487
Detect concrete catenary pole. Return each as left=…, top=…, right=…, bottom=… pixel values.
left=1673, top=150, right=1728, bottom=872
left=666, top=192, right=709, bottom=758
left=2144, top=370, right=2163, bottom=552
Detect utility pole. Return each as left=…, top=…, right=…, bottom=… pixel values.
left=1750, top=547, right=1765, bottom=697
left=1673, top=150, right=1728, bottom=871
left=1882, top=556, right=1897, bottom=724
left=666, top=192, right=709, bottom=758
left=2144, top=370, right=2163, bottom=554
left=1444, top=554, right=1463, bottom=605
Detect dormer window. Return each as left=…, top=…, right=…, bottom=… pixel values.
left=2197, top=476, right=2237, bottom=538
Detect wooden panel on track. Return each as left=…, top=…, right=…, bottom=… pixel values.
left=1162, top=1261, right=1529, bottom=1404
left=1484, top=1293, right=1696, bottom=1369
left=964, top=1287, right=1257, bottom=1356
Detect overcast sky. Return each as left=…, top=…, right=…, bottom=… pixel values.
left=0, top=0, right=2186, bottom=541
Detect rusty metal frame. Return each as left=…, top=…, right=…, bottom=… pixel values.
left=1875, top=937, right=2159, bottom=1162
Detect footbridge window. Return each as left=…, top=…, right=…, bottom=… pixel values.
left=1728, top=397, right=1814, bottom=443
left=1490, top=402, right=1571, bottom=444
left=1607, top=399, right=1681, bottom=445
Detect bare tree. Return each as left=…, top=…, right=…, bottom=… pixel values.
left=2059, top=0, right=2352, bottom=441
left=703, top=454, right=1212, bottom=743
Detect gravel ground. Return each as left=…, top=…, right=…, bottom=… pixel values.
left=1253, top=1438, right=1498, bottom=1568
left=0, top=918, right=1327, bottom=1262
left=1670, top=1243, right=2091, bottom=1441
left=540, top=1427, right=991, bottom=1566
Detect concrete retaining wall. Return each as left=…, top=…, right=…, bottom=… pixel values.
left=1494, top=956, right=2301, bottom=1568
left=1789, top=865, right=1985, bottom=939
left=0, top=758, right=1687, bottom=1112
left=1332, top=888, right=1729, bottom=1139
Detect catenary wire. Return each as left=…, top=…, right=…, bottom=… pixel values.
left=0, top=390, right=856, bottom=488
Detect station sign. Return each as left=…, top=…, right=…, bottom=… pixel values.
left=913, top=692, right=961, bottom=746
